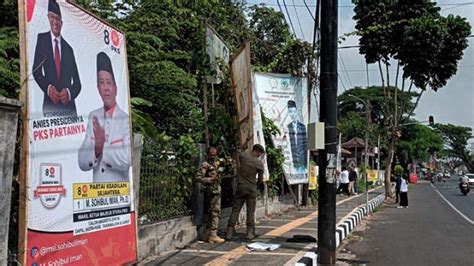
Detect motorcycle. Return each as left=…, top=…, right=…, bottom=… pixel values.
left=459, top=181, right=470, bottom=196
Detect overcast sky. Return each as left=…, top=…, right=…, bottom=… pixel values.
left=246, top=0, right=474, bottom=136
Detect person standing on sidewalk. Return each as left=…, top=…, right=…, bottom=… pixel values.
left=348, top=167, right=358, bottom=195
left=226, top=142, right=265, bottom=241
left=338, top=167, right=350, bottom=196
left=196, top=146, right=225, bottom=243
left=398, top=175, right=409, bottom=208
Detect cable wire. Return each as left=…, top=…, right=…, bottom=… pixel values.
left=282, top=0, right=296, bottom=35
left=303, top=0, right=315, bottom=20
left=292, top=0, right=306, bottom=40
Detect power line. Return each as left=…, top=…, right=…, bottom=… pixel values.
left=245, top=1, right=474, bottom=8
left=303, top=0, right=315, bottom=20
left=282, top=0, right=297, bottom=36
left=442, top=1, right=474, bottom=11
left=292, top=0, right=306, bottom=39
left=339, top=53, right=354, bottom=89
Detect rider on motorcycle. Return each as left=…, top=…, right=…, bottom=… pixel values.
left=459, top=175, right=469, bottom=189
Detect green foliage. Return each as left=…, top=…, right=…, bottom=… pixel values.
left=353, top=0, right=471, bottom=91
left=262, top=109, right=285, bottom=196
left=396, top=123, right=443, bottom=164
left=130, top=97, right=158, bottom=139
left=0, top=27, right=19, bottom=98
left=139, top=134, right=199, bottom=222
left=434, top=124, right=474, bottom=172
left=394, top=164, right=404, bottom=176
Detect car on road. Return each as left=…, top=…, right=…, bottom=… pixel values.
left=464, top=173, right=474, bottom=187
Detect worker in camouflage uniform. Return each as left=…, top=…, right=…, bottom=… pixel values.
left=226, top=141, right=265, bottom=241
left=196, top=146, right=225, bottom=243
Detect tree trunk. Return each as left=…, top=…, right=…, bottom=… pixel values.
left=384, top=135, right=396, bottom=200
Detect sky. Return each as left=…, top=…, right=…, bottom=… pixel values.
left=245, top=0, right=474, bottom=136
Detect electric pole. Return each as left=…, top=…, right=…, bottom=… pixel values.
left=317, top=0, right=338, bottom=264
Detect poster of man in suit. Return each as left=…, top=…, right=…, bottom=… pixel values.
left=287, top=100, right=308, bottom=173
left=32, top=0, right=81, bottom=117
left=22, top=1, right=136, bottom=265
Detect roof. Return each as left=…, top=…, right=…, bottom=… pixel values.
left=342, top=137, right=373, bottom=149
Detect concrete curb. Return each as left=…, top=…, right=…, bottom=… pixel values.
left=295, top=194, right=385, bottom=265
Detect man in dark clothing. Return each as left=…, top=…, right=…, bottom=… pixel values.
left=226, top=143, right=265, bottom=241
left=395, top=174, right=402, bottom=203
left=33, top=0, right=81, bottom=117
left=349, top=168, right=358, bottom=195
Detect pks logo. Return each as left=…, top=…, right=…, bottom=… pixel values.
left=31, top=246, right=39, bottom=259
left=34, top=163, right=66, bottom=208
left=104, top=29, right=121, bottom=54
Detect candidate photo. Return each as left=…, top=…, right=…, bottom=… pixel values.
left=78, top=52, right=131, bottom=183
left=286, top=100, right=308, bottom=173
left=32, top=0, right=82, bottom=117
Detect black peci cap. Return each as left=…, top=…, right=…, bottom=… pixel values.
left=48, top=0, right=61, bottom=17
left=96, top=52, right=115, bottom=82
left=252, top=144, right=265, bottom=154
left=287, top=100, right=297, bottom=108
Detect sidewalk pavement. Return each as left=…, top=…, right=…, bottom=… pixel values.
left=139, top=187, right=385, bottom=266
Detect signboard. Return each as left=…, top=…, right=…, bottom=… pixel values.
left=309, top=165, right=318, bottom=190
left=205, top=24, right=229, bottom=84
left=254, top=73, right=309, bottom=184
left=367, top=170, right=378, bottom=182
left=230, top=42, right=253, bottom=152
left=20, top=1, right=137, bottom=264
left=252, top=85, right=269, bottom=181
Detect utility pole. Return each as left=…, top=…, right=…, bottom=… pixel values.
left=317, top=0, right=338, bottom=263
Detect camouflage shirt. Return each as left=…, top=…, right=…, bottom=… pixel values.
left=196, top=159, right=221, bottom=193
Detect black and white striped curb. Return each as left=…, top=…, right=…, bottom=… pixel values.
left=295, top=195, right=385, bottom=266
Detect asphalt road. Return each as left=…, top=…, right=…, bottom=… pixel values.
left=431, top=175, right=474, bottom=222
left=344, top=181, right=474, bottom=266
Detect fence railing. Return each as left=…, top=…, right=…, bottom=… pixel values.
left=137, top=138, right=198, bottom=224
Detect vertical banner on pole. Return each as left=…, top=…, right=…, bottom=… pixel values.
left=252, top=82, right=270, bottom=181
left=230, top=42, right=253, bottom=153
left=19, top=1, right=137, bottom=264
left=254, top=73, right=309, bottom=184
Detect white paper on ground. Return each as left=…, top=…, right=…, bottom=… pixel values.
left=246, top=242, right=281, bottom=251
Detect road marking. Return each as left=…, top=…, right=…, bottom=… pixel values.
left=432, top=184, right=474, bottom=225
left=182, top=249, right=296, bottom=256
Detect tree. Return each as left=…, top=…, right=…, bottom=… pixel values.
left=0, top=0, right=19, bottom=98
left=396, top=123, right=443, bottom=167
left=434, top=124, right=474, bottom=172
left=353, top=0, right=471, bottom=199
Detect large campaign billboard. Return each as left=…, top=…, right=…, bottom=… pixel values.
left=230, top=42, right=253, bottom=153
left=20, top=0, right=137, bottom=264
left=254, top=73, right=308, bottom=184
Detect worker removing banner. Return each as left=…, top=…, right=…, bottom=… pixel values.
left=19, top=0, right=137, bottom=264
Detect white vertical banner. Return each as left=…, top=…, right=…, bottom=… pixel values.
left=252, top=79, right=270, bottom=181
left=254, top=73, right=308, bottom=184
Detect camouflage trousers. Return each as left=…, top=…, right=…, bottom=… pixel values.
left=203, top=186, right=221, bottom=231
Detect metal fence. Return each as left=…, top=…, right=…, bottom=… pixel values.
left=137, top=138, right=199, bottom=225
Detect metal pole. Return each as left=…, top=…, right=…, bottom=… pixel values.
left=377, top=134, right=381, bottom=185
left=318, top=0, right=338, bottom=263
left=365, top=129, right=369, bottom=211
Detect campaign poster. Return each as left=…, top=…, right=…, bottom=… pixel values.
left=230, top=42, right=253, bottom=152
left=205, top=24, right=229, bottom=84
left=20, top=1, right=137, bottom=265
left=252, top=85, right=270, bottom=181
left=254, top=73, right=308, bottom=184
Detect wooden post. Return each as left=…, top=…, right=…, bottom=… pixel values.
left=17, top=0, right=29, bottom=264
